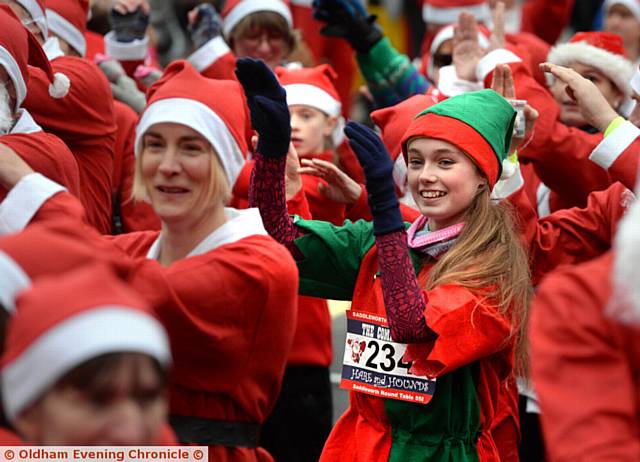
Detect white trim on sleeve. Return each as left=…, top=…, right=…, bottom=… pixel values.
left=104, top=31, right=149, bottom=61
left=476, top=49, right=522, bottom=84
left=0, top=174, right=66, bottom=235
left=187, top=36, right=231, bottom=73
left=589, top=120, right=640, bottom=170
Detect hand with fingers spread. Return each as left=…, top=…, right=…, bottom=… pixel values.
left=453, top=12, right=485, bottom=82
left=540, top=62, right=619, bottom=132
left=235, top=58, right=291, bottom=158
left=110, top=0, right=150, bottom=42
left=188, top=4, right=223, bottom=50
left=298, top=158, right=362, bottom=204
left=312, top=0, right=382, bottom=53
left=491, top=64, right=538, bottom=152
left=344, top=122, right=403, bottom=235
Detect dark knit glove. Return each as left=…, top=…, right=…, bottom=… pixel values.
left=344, top=122, right=403, bottom=235
left=235, top=58, right=291, bottom=158
left=188, top=4, right=223, bottom=49
left=110, top=7, right=149, bottom=42
left=312, top=0, right=383, bottom=53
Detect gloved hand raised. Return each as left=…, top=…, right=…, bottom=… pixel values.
left=344, top=122, right=403, bottom=235
left=188, top=4, right=223, bottom=50
left=312, top=0, right=382, bottom=53
left=110, top=0, right=150, bottom=42
left=235, top=58, right=291, bottom=158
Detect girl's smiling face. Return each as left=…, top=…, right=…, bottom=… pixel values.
left=407, top=137, right=487, bottom=230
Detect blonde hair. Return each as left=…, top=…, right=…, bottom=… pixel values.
left=420, top=186, right=532, bottom=376
left=131, top=145, right=231, bottom=209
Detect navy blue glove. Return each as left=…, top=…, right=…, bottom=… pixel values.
left=188, top=4, right=223, bottom=50
left=312, top=0, right=382, bottom=53
left=110, top=7, right=149, bottom=42
left=344, top=122, right=403, bottom=235
left=235, top=58, right=291, bottom=158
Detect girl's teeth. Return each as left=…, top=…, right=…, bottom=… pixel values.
left=421, top=191, right=445, bottom=198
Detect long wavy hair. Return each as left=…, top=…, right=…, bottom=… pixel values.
left=420, top=185, right=532, bottom=376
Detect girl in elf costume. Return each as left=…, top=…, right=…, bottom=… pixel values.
left=237, top=57, right=530, bottom=461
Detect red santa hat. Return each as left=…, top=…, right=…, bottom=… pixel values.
left=276, top=63, right=345, bottom=145
left=371, top=94, right=437, bottom=191
left=1, top=264, right=171, bottom=422
left=222, top=0, right=292, bottom=38
left=45, top=0, right=90, bottom=57
left=0, top=5, right=70, bottom=112
left=604, top=0, right=640, bottom=22
left=13, top=0, right=48, bottom=38
left=422, top=0, right=490, bottom=25
left=546, top=31, right=633, bottom=96
left=136, top=60, right=248, bottom=186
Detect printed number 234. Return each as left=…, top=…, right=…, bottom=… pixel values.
left=365, top=340, right=411, bottom=372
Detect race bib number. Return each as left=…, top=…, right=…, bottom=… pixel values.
left=341, top=310, right=436, bottom=404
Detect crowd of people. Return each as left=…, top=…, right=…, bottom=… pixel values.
left=0, top=0, right=638, bottom=461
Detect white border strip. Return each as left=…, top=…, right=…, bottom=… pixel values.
left=422, top=3, right=490, bottom=24
left=17, top=0, right=47, bottom=37
left=104, top=31, right=149, bottom=61
left=0, top=46, right=27, bottom=111
left=589, top=120, right=640, bottom=169
left=284, top=83, right=341, bottom=116
left=188, top=36, right=231, bottom=73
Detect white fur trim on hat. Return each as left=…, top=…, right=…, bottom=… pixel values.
left=135, top=98, right=245, bottom=187
left=422, top=3, right=490, bottom=25
left=604, top=0, right=640, bottom=22
left=2, top=306, right=171, bottom=421
left=46, top=9, right=87, bottom=57
left=546, top=41, right=634, bottom=96
left=0, top=46, right=27, bottom=112
left=0, top=251, right=31, bottom=314
left=284, top=83, right=341, bottom=117
left=16, top=0, right=48, bottom=38
left=223, top=0, right=293, bottom=37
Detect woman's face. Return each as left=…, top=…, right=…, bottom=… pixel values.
left=14, top=355, right=167, bottom=445
left=604, top=5, right=640, bottom=53
left=290, top=105, right=335, bottom=156
left=233, top=27, right=288, bottom=70
left=406, top=137, right=486, bottom=231
left=550, top=62, right=623, bottom=127
left=140, top=122, right=215, bottom=226
left=0, top=0, right=44, bottom=43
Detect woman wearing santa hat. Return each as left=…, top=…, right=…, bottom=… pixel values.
left=0, top=58, right=299, bottom=462
left=0, top=264, right=172, bottom=445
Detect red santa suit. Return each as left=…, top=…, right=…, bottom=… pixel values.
left=530, top=251, right=640, bottom=461
left=520, top=0, right=575, bottom=45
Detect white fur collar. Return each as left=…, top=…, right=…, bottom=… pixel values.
left=10, top=110, right=42, bottom=134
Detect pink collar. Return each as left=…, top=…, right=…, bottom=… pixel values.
left=406, top=215, right=464, bottom=251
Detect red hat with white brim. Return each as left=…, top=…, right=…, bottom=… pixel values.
left=45, top=0, right=90, bottom=57
left=422, top=0, right=490, bottom=25
left=221, top=0, right=292, bottom=38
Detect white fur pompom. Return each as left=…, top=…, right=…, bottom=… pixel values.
left=48, top=72, right=70, bottom=98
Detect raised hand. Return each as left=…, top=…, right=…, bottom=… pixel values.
left=110, top=0, right=150, bottom=42
left=344, top=122, right=403, bottom=235
left=312, top=0, right=382, bottom=53
left=188, top=4, right=223, bottom=49
left=298, top=157, right=362, bottom=204
left=235, top=58, right=291, bottom=158
left=453, top=12, right=484, bottom=82
left=540, top=62, right=618, bottom=132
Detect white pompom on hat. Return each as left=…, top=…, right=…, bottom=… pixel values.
left=0, top=264, right=171, bottom=422
left=0, top=5, right=70, bottom=112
